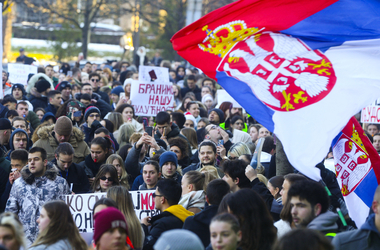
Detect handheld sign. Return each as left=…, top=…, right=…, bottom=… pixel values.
left=65, top=190, right=159, bottom=232
left=130, top=81, right=174, bottom=116
left=8, top=63, right=37, bottom=85
left=139, top=66, right=169, bottom=82
left=361, top=105, right=380, bottom=124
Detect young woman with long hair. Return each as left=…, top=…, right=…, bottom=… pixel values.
left=29, top=201, right=87, bottom=250
left=218, top=188, right=277, bottom=250
left=210, top=213, right=242, bottom=250
left=107, top=186, right=144, bottom=250
left=92, top=164, right=120, bottom=193
left=106, top=154, right=129, bottom=189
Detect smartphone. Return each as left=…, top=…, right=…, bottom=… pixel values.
left=120, top=92, right=125, bottom=99
left=74, top=111, right=82, bottom=117
left=67, top=71, right=73, bottom=77
left=149, top=70, right=157, bottom=81
left=145, top=126, right=153, bottom=136
left=218, top=140, right=224, bottom=146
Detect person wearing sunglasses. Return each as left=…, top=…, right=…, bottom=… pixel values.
left=92, top=164, right=120, bottom=193
left=89, top=73, right=110, bottom=105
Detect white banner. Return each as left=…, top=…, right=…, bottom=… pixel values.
left=361, top=105, right=380, bottom=124
left=138, top=66, right=169, bottom=82
left=8, top=63, right=37, bottom=85
left=130, top=81, right=174, bottom=116
left=65, top=190, right=159, bottom=232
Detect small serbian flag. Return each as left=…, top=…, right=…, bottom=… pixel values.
left=171, top=0, right=380, bottom=181
left=332, top=117, right=380, bottom=227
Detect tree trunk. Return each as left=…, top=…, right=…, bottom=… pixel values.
left=81, top=24, right=91, bottom=59
left=276, top=137, right=294, bottom=176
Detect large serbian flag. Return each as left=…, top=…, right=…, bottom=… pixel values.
left=171, top=0, right=380, bottom=181
left=332, top=117, right=380, bottom=227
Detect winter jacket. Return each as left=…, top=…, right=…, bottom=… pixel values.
left=307, top=210, right=339, bottom=235
left=5, top=163, right=70, bottom=245
left=26, top=73, right=54, bottom=94
left=33, top=124, right=90, bottom=163
left=26, top=110, right=41, bottom=131
left=6, top=129, right=31, bottom=160
left=94, top=88, right=110, bottom=104
left=51, top=158, right=90, bottom=194
left=79, top=154, right=109, bottom=177
left=332, top=214, right=380, bottom=250
left=181, top=86, right=202, bottom=101
left=45, top=103, right=58, bottom=116
left=125, top=143, right=165, bottom=185
left=29, top=238, right=72, bottom=250
left=183, top=204, right=218, bottom=247
left=250, top=178, right=281, bottom=221
left=142, top=205, right=194, bottom=250
left=29, top=89, right=49, bottom=111
left=0, top=167, right=8, bottom=212
left=154, top=123, right=190, bottom=149
left=81, top=120, right=104, bottom=145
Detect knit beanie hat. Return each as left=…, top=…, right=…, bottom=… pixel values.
left=84, top=106, right=100, bottom=122
left=110, top=86, right=124, bottom=97
left=12, top=83, right=26, bottom=96
left=154, top=229, right=204, bottom=250
left=35, top=79, right=51, bottom=93
left=54, top=116, right=73, bottom=135
left=93, top=207, right=128, bottom=244
left=210, top=108, right=225, bottom=123
left=159, top=151, right=178, bottom=168
left=202, top=94, right=213, bottom=104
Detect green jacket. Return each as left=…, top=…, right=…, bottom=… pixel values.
left=26, top=111, right=41, bottom=131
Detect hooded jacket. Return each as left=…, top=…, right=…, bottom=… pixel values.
left=5, top=163, right=70, bottom=245
left=307, top=210, right=339, bottom=234
left=32, top=124, right=90, bottom=163
left=6, top=129, right=31, bottom=160
left=183, top=204, right=219, bottom=247
left=332, top=214, right=380, bottom=250
left=51, top=158, right=90, bottom=194
left=29, top=88, right=49, bottom=111
left=142, top=204, right=194, bottom=250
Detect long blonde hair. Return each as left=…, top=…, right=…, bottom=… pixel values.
left=106, top=154, right=130, bottom=189
left=107, top=186, right=143, bottom=249
left=0, top=213, right=26, bottom=250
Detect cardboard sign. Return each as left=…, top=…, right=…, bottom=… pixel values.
left=361, top=105, right=380, bottom=124
left=216, top=89, right=242, bottom=108
left=139, top=66, right=169, bottom=82
left=8, top=63, right=37, bottom=85
left=65, top=190, right=159, bottom=232
left=130, top=81, right=174, bottom=116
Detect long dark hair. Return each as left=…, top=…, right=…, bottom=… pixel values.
left=31, top=201, right=87, bottom=250
left=218, top=189, right=277, bottom=250
left=92, top=164, right=120, bottom=192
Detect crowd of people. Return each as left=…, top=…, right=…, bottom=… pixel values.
left=0, top=56, right=379, bottom=250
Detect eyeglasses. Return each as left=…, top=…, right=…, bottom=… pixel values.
left=152, top=193, right=164, bottom=198
left=228, top=156, right=238, bottom=160
left=91, top=79, right=100, bottom=82
left=89, top=114, right=100, bottom=118
left=100, top=176, right=114, bottom=182
left=206, top=125, right=217, bottom=134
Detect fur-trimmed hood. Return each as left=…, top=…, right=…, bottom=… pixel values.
left=26, top=73, right=54, bottom=94
left=21, top=162, right=59, bottom=185
left=36, top=124, right=85, bottom=144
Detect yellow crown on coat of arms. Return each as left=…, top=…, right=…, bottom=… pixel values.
left=198, top=21, right=262, bottom=58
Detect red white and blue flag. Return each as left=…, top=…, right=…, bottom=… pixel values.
left=171, top=0, right=380, bottom=181
left=332, top=117, right=380, bottom=227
